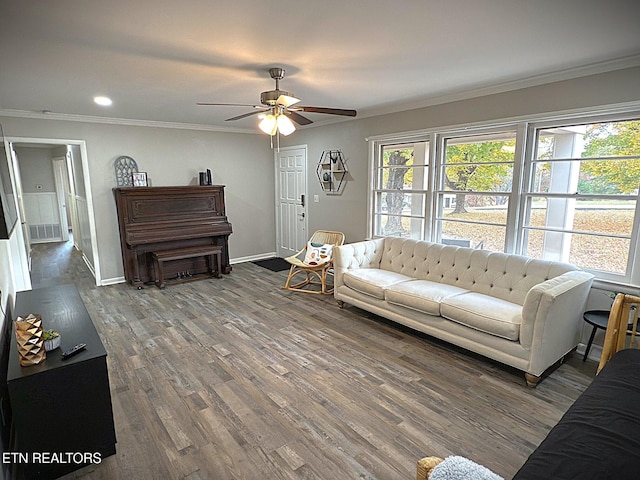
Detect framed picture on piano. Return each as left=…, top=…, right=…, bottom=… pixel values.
left=132, top=172, right=148, bottom=187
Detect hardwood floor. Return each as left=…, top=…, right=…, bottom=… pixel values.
left=29, top=240, right=595, bottom=480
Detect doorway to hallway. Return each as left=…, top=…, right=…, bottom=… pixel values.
left=29, top=234, right=92, bottom=289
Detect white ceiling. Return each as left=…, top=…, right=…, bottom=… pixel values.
left=1, top=0, right=639, bottom=132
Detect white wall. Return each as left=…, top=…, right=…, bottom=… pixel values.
left=0, top=118, right=275, bottom=284
left=0, top=225, right=30, bottom=311
left=13, top=146, right=56, bottom=193
left=13, top=146, right=62, bottom=241
left=1, top=66, right=639, bottom=287
left=278, top=66, right=640, bottom=245
left=0, top=240, right=15, bottom=313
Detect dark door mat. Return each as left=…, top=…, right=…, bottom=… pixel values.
left=252, top=257, right=291, bottom=272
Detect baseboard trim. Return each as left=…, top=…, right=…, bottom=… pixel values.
left=230, top=252, right=278, bottom=264
left=576, top=342, right=603, bottom=363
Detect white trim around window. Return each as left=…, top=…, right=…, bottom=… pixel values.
left=367, top=104, right=640, bottom=288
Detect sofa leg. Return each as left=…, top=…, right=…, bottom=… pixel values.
left=336, top=300, right=345, bottom=308
left=525, top=373, right=541, bottom=388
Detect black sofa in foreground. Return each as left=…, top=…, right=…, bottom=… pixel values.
left=417, top=348, right=640, bottom=480
left=513, top=348, right=640, bottom=480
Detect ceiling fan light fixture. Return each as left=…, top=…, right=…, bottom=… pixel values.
left=259, top=114, right=278, bottom=135
left=276, top=114, right=296, bottom=136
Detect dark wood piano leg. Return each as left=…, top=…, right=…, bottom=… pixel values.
left=132, top=247, right=144, bottom=288
left=213, top=252, right=221, bottom=278
left=204, top=248, right=221, bottom=278
left=220, top=235, right=232, bottom=274
left=155, top=257, right=166, bottom=289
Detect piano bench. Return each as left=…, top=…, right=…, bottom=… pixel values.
left=152, top=245, right=223, bottom=289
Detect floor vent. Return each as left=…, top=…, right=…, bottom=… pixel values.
left=30, top=224, right=62, bottom=242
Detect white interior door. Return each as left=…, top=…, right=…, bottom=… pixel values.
left=276, top=146, right=307, bottom=258
left=65, top=150, right=81, bottom=251
left=52, top=156, right=70, bottom=242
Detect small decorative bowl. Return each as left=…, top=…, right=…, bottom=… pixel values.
left=44, top=336, right=61, bottom=351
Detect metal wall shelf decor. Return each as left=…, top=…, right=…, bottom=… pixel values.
left=316, top=150, right=348, bottom=194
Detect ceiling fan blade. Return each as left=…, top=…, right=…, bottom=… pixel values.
left=296, top=106, right=357, bottom=117
left=276, top=95, right=301, bottom=108
left=226, top=109, right=270, bottom=121
left=284, top=110, right=313, bottom=126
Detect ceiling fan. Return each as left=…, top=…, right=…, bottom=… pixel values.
left=197, top=67, right=357, bottom=137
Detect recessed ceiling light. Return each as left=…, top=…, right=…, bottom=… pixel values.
left=94, top=96, right=112, bottom=106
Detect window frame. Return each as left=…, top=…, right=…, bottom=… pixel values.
left=518, top=113, right=640, bottom=285
left=433, top=124, right=526, bottom=252
left=367, top=106, right=640, bottom=288
left=368, top=133, right=433, bottom=240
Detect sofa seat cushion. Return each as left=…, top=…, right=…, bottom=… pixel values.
left=440, top=292, right=522, bottom=341
left=343, top=269, right=413, bottom=299
left=385, top=280, right=468, bottom=316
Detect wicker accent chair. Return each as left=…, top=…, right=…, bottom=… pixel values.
left=597, top=293, right=640, bottom=374
left=281, top=230, right=345, bottom=294
left=416, top=457, right=444, bottom=480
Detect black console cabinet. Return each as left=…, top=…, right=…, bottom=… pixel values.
left=7, top=284, right=116, bottom=479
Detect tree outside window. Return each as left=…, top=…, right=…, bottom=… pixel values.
left=437, top=133, right=516, bottom=251
left=524, top=120, right=640, bottom=274
left=373, top=144, right=428, bottom=238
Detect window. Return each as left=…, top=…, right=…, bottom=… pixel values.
left=521, top=119, right=640, bottom=279
left=371, top=141, right=430, bottom=239
left=436, top=130, right=517, bottom=251
left=367, top=109, right=640, bottom=286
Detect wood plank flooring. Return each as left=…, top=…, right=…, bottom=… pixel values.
left=28, top=240, right=596, bottom=480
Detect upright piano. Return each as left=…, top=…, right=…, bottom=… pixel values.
left=114, top=185, right=232, bottom=288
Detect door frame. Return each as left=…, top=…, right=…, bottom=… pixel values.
left=274, top=144, right=308, bottom=258
left=7, top=143, right=31, bottom=268
left=6, top=137, right=102, bottom=286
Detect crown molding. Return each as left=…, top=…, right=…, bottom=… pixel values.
left=2, top=54, right=638, bottom=132
left=358, top=54, right=640, bottom=120
left=0, top=109, right=259, bottom=134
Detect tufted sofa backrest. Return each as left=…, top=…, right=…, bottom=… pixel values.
left=379, top=237, right=577, bottom=306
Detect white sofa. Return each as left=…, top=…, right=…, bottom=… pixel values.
left=333, top=237, right=594, bottom=386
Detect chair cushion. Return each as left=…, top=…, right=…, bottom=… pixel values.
left=343, top=269, right=412, bottom=299
left=385, top=280, right=468, bottom=316
left=440, top=292, right=522, bottom=341
left=304, top=242, right=333, bottom=265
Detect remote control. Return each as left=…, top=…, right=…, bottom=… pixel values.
left=61, top=343, right=87, bottom=360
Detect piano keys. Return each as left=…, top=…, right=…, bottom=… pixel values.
left=113, top=185, right=232, bottom=288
